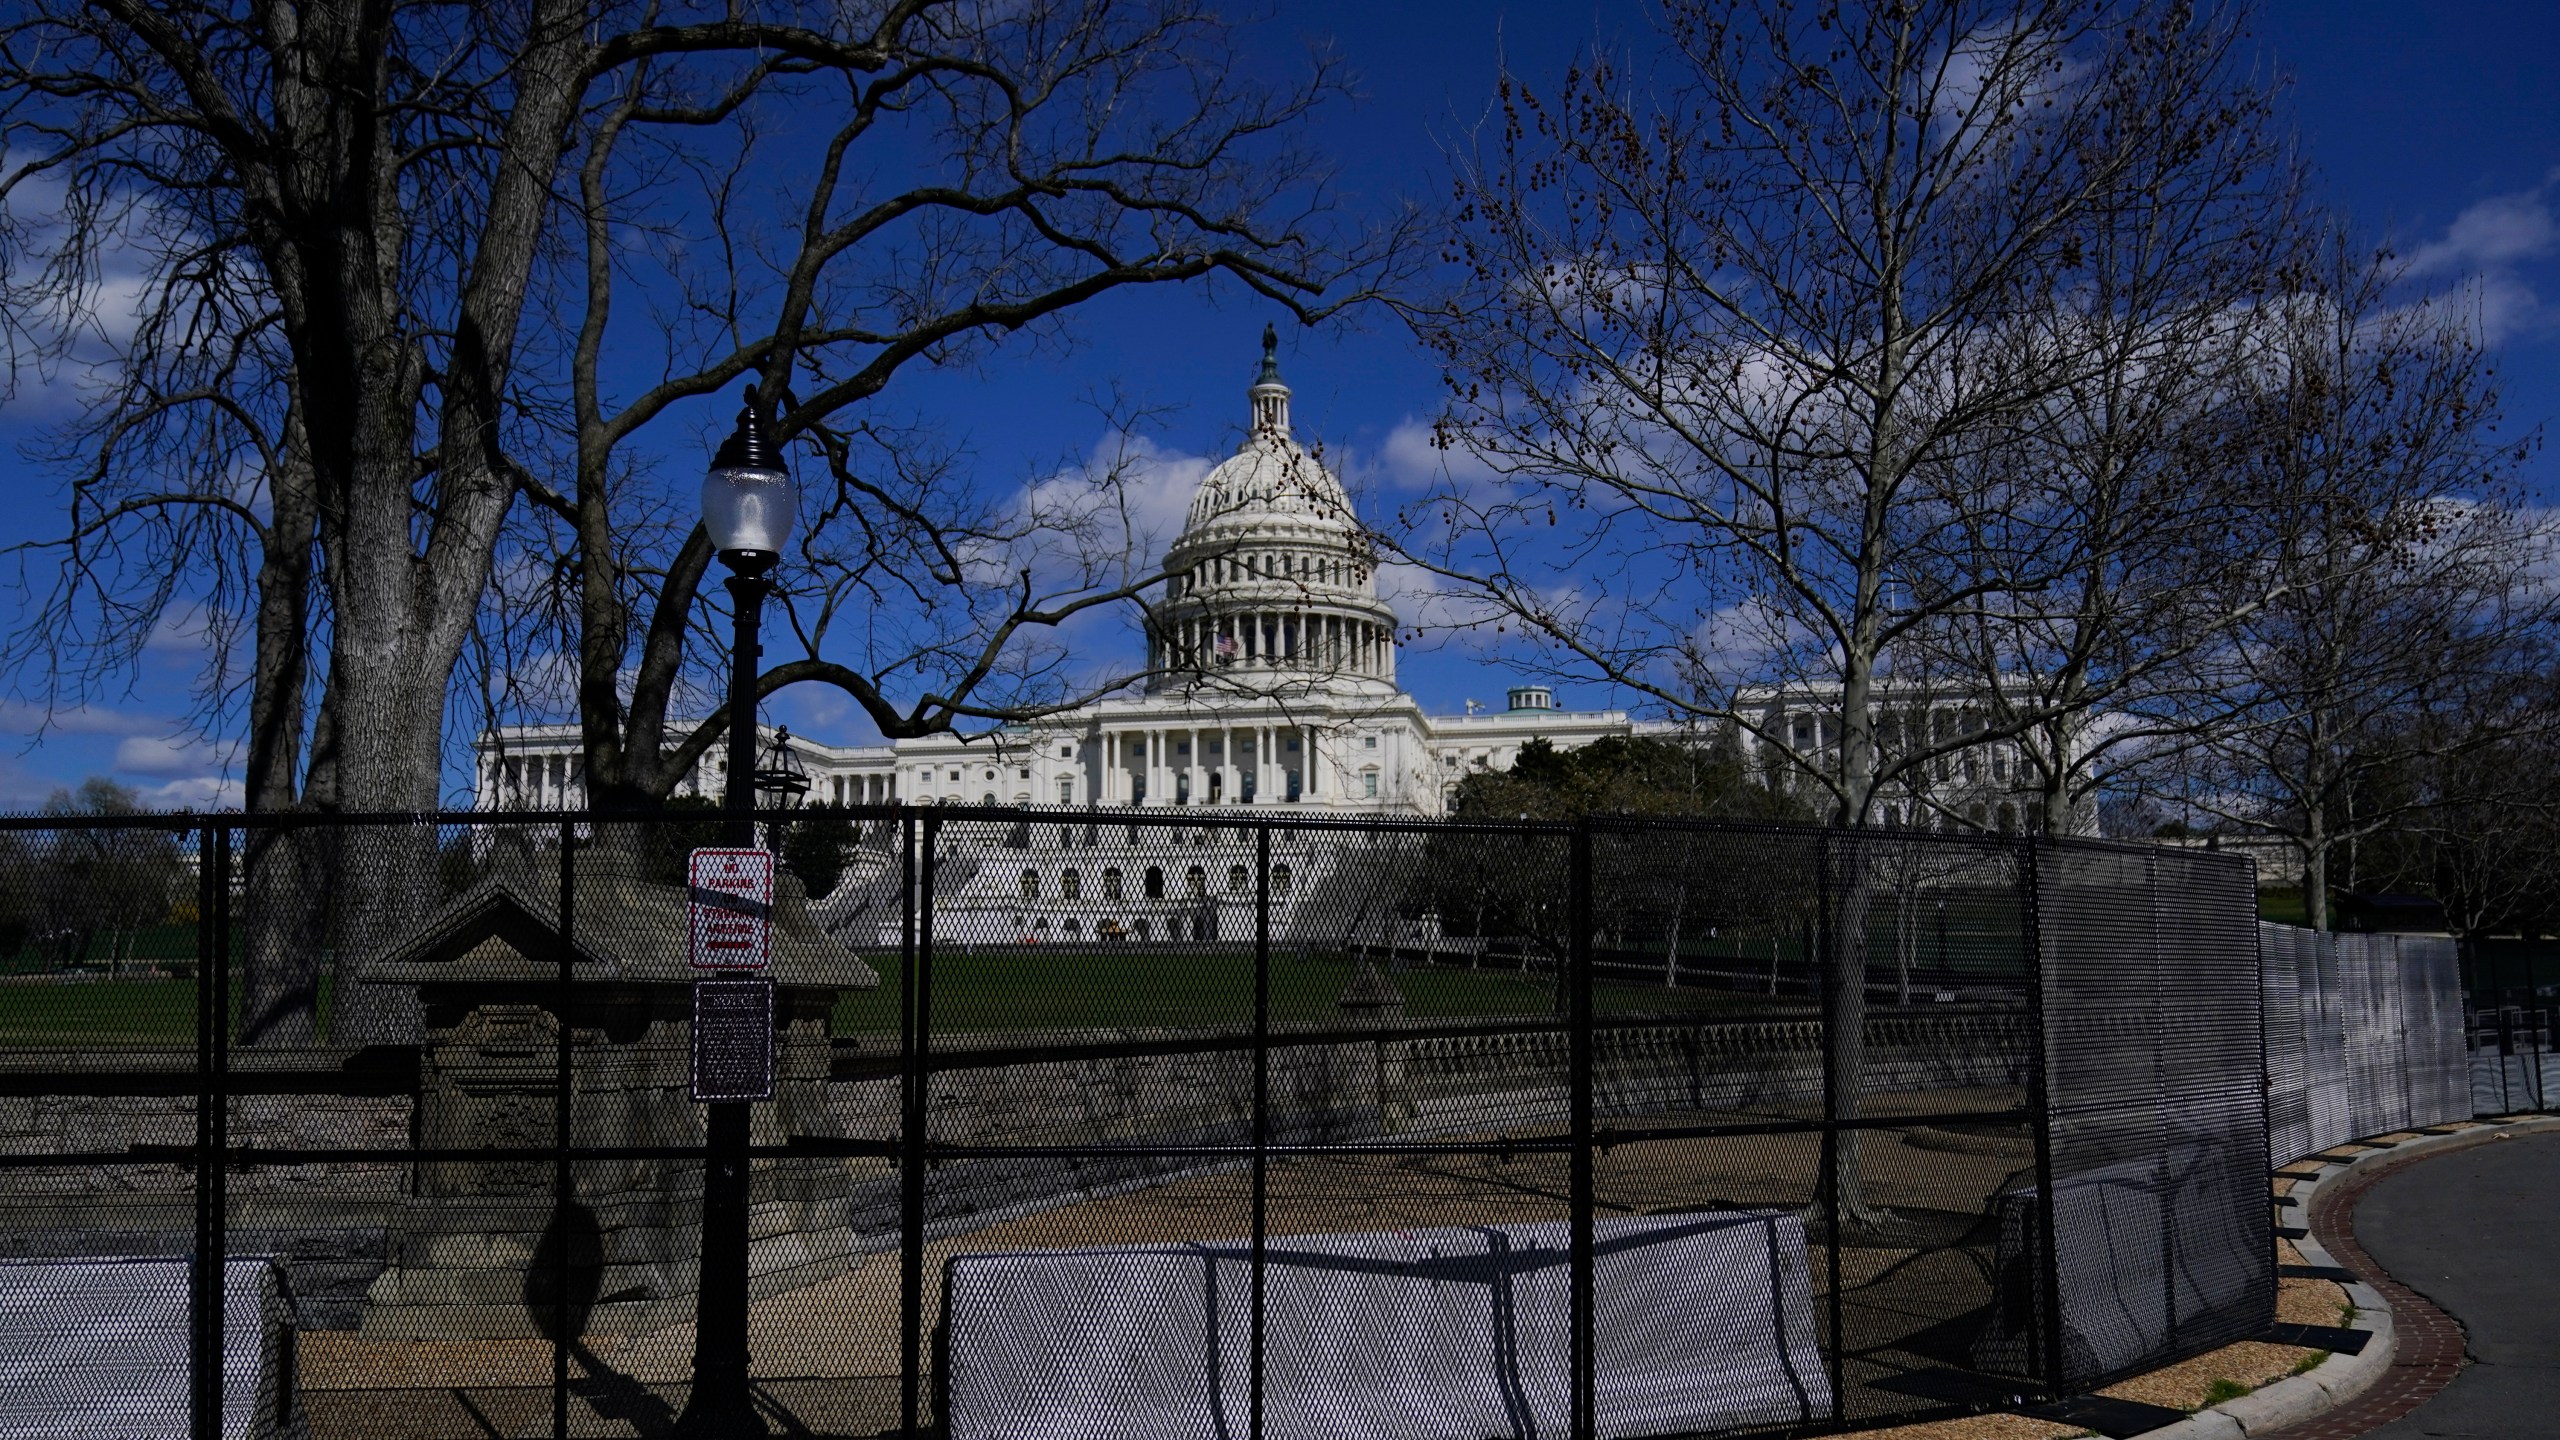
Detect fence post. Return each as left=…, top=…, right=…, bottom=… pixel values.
left=554, top=817, right=576, bottom=1440
left=1815, top=830, right=1844, bottom=1425
left=900, top=808, right=937, bottom=1436
left=190, top=823, right=230, bottom=1440
left=2017, top=836, right=2066, bottom=1392
left=1252, top=821, right=1271, bottom=1440
left=1568, top=820, right=1595, bottom=1440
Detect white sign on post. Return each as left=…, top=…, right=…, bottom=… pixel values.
left=687, top=847, right=775, bottom=970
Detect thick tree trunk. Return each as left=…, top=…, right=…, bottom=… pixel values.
left=237, top=428, right=325, bottom=1048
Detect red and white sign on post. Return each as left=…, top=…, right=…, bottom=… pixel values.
left=687, top=847, right=775, bottom=970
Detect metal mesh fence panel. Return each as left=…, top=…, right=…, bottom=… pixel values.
left=2261, top=925, right=2314, bottom=1166
left=0, top=806, right=2301, bottom=1438
left=2032, top=842, right=2268, bottom=1391
left=2261, top=926, right=2470, bottom=1165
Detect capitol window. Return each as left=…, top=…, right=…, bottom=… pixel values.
left=1271, top=863, right=1292, bottom=896
left=1362, top=769, right=1380, bottom=798
left=1144, top=866, right=1165, bottom=899
left=1227, top=864, right=1250, bottom=894
left=1020, top=870, right=1040, bottom=900
left=1061, top=868, right=1082, bottom=901
left=1186, top=865, right=1208, bottom=897
left=1103, top=867, right=1124, bottom=901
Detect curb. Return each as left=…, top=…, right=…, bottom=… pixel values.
left=2123, top=1116, right=2560, bottom=1439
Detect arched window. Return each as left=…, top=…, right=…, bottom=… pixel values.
left=1062, top=917, right=1082, bottom=937
left=1271, top=863, right=1292, bottom=896
left=1144, top=865, right=1165, bottom=899
left=1035, top=917, right=1050, bottom=933
left=982, top=792, right=997, bottom=805
left=1135, top=917, right=1153, bottom=940
left=1020, top=869, right=1040, bottom=900
left=1103, top=867, right=1124, bottom=901
left=1061, top=868, right=1082, bottom=901
left=1227, top=864, right=1250, bottom=894
left=1186, top=865, right=1208, bottom=898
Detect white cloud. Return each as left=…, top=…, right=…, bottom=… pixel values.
left=112, top=732, right=235, bottom=777
left=2407, top=187, right=2560, bottom=277
left=1375, top=416, right=1502, bottom=495
left=1375, top=561, right=1505, bottom=634
left=0, top=700, right=166, bottom=737
left=2400, top=177, right=2560, bottom=344
left=1021, top=429, right=1216, bottom=568
left=131, top=775, right=241, bottom=810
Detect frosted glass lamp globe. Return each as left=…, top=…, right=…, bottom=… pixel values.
left=702, top=392, right=796, bottom=560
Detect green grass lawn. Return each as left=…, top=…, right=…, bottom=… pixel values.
left=0, top=978, right=208, bottom=1048
left=0, top=922, right=204, bottom=976
left=831, top=949, right=1762, bottom=1037
left=0, top=951, right=1764, bottom=1048
left=2258, top=887, right=2309, bottom=926
left=0, top=973, right=338, bottom=1049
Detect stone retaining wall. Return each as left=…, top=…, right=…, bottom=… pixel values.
left=0, top=1008, right=2030, bottom=1336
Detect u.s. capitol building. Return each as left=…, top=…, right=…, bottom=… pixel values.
left=478, top=335, right=1628, bottom=820
left=478, top=336, right=2091, bottom=846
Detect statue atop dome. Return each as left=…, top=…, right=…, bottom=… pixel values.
left=1248, top=323, right=1290, bottom=437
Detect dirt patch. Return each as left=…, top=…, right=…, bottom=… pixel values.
left=2096, top=1338, right=2320, bottom=1412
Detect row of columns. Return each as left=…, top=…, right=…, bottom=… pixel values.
left=822, top=773, right=895, bottom=804
left=1154, top=611, right=1395, bottom=679
left=483, top=752, right=582, bottom=809
left=487, top=752, right=913, bottom=808
left=1101, top=723, right=1323, bottom=806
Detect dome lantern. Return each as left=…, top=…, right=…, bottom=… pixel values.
left=1248, top=322, right=1290, bottom=437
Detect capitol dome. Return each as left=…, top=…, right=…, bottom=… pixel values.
left=1147, top=329, right=1400, bottom=696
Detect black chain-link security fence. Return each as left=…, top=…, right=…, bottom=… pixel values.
left=0, top=808, right=2278, bottom=1438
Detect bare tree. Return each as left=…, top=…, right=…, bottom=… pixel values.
left=2349, top=678, right=2560, bottom=940
left=2166, top=240, right=2553, bottom=931
left=1, top=2, right=1400, bottom=1040
left=1918, top=114, right=2311, bottom=835
left=1, top=0, right=620, bottom=1040
left=1394, top=0, right=2287, bottom=1223
left=521, top=5, right=1407, bottom=812
left=1400, top=0, right=2279, bottom=823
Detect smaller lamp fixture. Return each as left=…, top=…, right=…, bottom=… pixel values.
left=701, top=387, right=798, bottom=562
left=752, top=725, right=812, bottom=807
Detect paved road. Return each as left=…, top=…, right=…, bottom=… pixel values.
left=2355, top=1129, right=2560, bottom=1438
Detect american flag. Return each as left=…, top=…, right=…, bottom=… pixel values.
left=1215, top=633, right=1239, bottom=661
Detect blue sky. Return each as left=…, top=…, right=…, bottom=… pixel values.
left=3, top=1, right=2555, bottom=809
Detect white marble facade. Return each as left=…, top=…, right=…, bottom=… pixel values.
left=473, top=339, right=2094, bottom=838
left=475, top=336, right=1630, bottom=819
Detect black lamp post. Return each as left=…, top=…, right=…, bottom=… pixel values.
left=676, top=388, right=798, bottom=1438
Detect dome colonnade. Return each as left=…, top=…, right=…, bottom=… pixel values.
left=1144, top=326, right=1401, bottom=690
